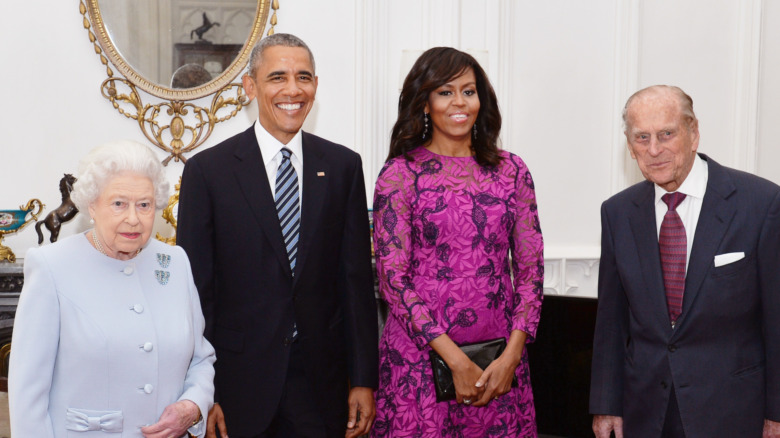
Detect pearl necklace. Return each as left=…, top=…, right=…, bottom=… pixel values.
left=91, top=229, right=141, bottom=258
left=91, top=229, right=107, bottom=256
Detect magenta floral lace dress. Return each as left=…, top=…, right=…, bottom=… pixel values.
left=371, top=147, right=544, bottom=437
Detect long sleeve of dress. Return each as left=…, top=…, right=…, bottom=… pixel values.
left=374, top=160, right=447, bottom=349
left=508, top=156, right=544, bottom=341
left=9, top=248, right=58, bottom=438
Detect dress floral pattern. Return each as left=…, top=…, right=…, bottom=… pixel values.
left=371, top=147, right=544, bottom=438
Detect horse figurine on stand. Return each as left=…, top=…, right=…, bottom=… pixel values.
left=35, top=174, right=78, bottom=244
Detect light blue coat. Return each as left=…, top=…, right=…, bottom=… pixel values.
left=9, top=233, right=216, bottom=437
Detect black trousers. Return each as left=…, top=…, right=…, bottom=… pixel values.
left=662, top=387, right=686, bottom=438
left=230, top=341, right=334, bottom=438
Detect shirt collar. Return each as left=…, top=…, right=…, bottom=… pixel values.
left=253, top=120, right=304, bottom=166
left=654, top=153, right=708, bottom=204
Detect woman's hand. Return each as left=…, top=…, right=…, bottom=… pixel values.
left=473, top=330, right=527, bottom=406
left=141, top=399, right=200, bottom=438
left=429, top=334, right=485, bottom=405
left=449, top=358, right=486, bottom=405
left=471, top=354, right=519, bottom=406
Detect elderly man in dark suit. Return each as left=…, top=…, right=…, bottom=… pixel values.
left=177, top=33, right=378, bottom=438
left=589, top=85, right=780, bottom=437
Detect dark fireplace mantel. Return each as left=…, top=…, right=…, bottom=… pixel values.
left=0, top=263, right=22, bottom=295
left=0, top=262, right=21, bottom=377
left=0, top=263, right=21, bottom=330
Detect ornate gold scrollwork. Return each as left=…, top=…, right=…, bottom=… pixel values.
left=80, top=0, right=274, bottom=165
left=155, top=178, right=181, bottom=245
left=268, top=0, right=280, bottom=35
left=0, top=199, right=45, bottom=263
left=98, top=78, right=249, bottom=165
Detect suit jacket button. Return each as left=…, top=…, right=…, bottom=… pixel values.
left=284, top=337, right=291, bottom=346
left=661, top=381, right=668, bottom=389
left=668, top=344, right=677, bottom=352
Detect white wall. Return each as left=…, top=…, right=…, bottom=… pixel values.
left=1, top=0, right=778, bottom=298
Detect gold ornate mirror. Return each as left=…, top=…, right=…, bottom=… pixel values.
left=81, top=0, right=278, bottom=165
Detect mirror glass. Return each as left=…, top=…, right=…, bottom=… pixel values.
left=87, top=0, right=270, bottom=100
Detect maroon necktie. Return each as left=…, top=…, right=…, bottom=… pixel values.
left=660, top=192, right=687, bottom=327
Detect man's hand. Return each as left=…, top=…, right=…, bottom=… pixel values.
left=593, top=414, right=623, bottom=438
left=141, top=399, right=200, bottom=438
left=764, top=419, right=780, bottom=437
left=345, top=386, right=375, bottom=438
left=206, top=403, right=228, bottom=438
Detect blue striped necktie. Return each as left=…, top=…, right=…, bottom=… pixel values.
left=275, top=148, right=300, bottom=275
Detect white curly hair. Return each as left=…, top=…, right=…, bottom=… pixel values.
left=70, top=140, right=170, bottom=212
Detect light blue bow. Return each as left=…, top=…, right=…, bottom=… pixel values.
left=65, top=408, right=123, bottom=432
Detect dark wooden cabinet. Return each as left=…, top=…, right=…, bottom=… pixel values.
left=173, top=43, right=243, bottom=77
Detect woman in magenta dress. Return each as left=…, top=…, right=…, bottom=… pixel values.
left=372, top=47, right=544, bottom=437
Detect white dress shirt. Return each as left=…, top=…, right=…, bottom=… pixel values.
left=654, top=154, right=709, bottom=273
left=253, top=120, right=304, bottom=203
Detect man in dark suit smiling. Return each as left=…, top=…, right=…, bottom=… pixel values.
left=177, top=33, right=377, bottom=438
left=589, top=85, right=780, bottom=437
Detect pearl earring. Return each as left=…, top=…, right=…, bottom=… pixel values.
left=90, top=218, right=95, bottom=225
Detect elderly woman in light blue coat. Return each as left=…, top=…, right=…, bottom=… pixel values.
left=9, top=141, right=216, bottom=437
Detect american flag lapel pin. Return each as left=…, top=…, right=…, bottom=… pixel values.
left=317, top=171, right=325, bottom=176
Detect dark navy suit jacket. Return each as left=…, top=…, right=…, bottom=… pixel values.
left=177, top=126, right=378, bottom=436
left=590, top=154, right=780, bottom=437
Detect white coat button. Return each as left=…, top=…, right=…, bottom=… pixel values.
left=143, top=342, right=153, bottom=352
left=143, top=384, right=154, bottom=394
left=123, top=266, right=134, bottom=275
left=133, top=304, right=144, bottom=313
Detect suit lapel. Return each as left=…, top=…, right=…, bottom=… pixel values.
left=628, top=182, right=672, bottom=328
left=231, top=128, right=292, bottom=277
left=677, top=155, right=737, bottom=328
left=292, top=132, right=330, bottom=283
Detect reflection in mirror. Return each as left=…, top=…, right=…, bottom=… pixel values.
left=98, top=0, right=257, bottom=91
left=82, top=0, right=275, bottom=164
left=172, top=64, right=212, bottom=89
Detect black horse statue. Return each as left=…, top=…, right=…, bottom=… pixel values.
left=36, top=174, right=79, bottom=244
left=190, top=12, right=220, bottom=42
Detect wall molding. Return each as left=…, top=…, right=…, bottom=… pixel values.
left=732, top=0, right=763, bottom=173
left=610, top=0, right=641, bottom=194
left=544, top=257, right=599, bottom=299
left=354, top=0, right=389, bottom=201
left=422, top=0, right=461, bottom=48
left=496, top=0, right=515, bottom=148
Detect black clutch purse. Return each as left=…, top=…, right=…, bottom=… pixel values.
left=428, top=337, right=519, bottom=402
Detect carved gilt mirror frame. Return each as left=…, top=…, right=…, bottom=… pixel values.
left=80, top=0, right=279, bottom=165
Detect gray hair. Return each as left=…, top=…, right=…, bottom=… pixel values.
left=247, top=33, right=316, bottom=78
left=622, top=85, right=697, bottom=133
left=70, top=141, right=170, bottom=212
